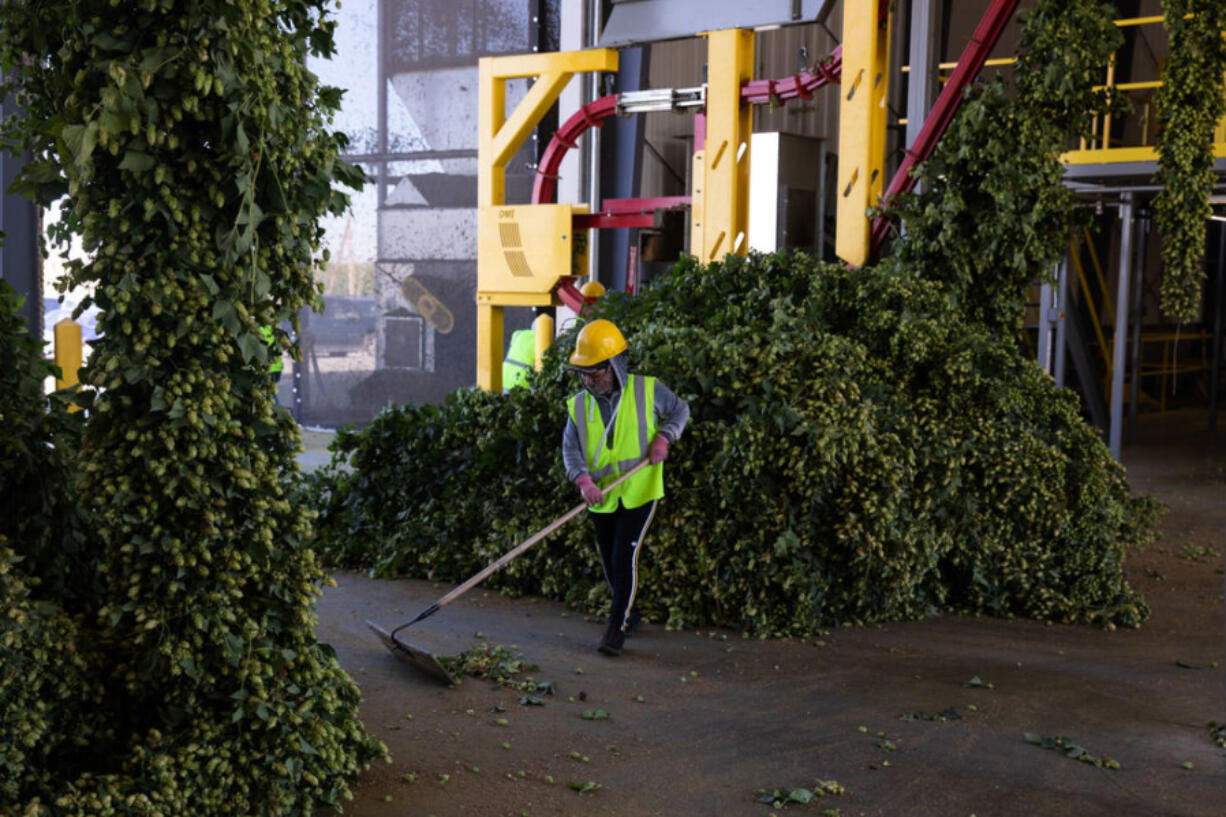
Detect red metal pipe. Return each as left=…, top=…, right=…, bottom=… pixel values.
left=596, top=195, right=691, bottom=214
left=555, top=278, right=593, bottom=313
left=532, top=47, right=850, bottom=206
left=573, top=212, right=657, bottom=230
left=531, top=94, right=619, bottom=205
left=867, top=0, right=1022, bottom=262
left=739, top=0, right=888, bottom=106
left=572, top=196, right=691, bottom=230
left=740, top=46, right=843, bottom=105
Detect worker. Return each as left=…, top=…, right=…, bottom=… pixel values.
left=260, top=325, right=284, bottom=403
left=502, top=327, right=536, bottom=391
left=561, top=319, right=690, bottom=657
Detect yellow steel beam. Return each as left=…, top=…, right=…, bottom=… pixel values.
left=478, top=49, right=617, bottom=210
left=1096, top=80, right=1161, bottom=91
left=695, top=28, right=753, bottom=263
left=477, top=291, right=558, bottom=307
left=492, top=72, right=579, bottom=169
left=836, top=1, right=891, bottom=267
left=1114, top=15, right=1166, bottom=27
left=478, top=59, right=508, bottom=210
left=477, top=303, right=504, bottom=393
left=1063, top=143, right=1226, bottom=162
left=481, top=50, right=618, bottom=80
left=1061, top=146, right=1158, bottom=164
left=902, top=57, right=1017, bottom=72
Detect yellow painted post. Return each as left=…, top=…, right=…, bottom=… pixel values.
left=477, top=301, right=503, bottom=393
left=836, top=1, right=892, bottom=267
left=53, top=318, right=82, bottom=396
left=532, top=312, right=555, bottom=371
left=697, top=29, right=754, bottom=262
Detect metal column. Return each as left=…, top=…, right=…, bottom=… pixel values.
left=837, top=1, right=891, bottom=266
left=1108, top=193, right=1134, bottom=459
left=0, top=77, right=40, bottom=340
left=1037, top=274, right=1056, bottom=376
left=906, top=0, right=942, bottom=155
left=599, top=46, right=649, bottom=293
left=585, top=0, right=601, bottom=281
left=1210, top=221, right=1224, bottom=431
left=1054, top=254, right=1070, bottom=387
left=1127, top=206, right=1149, bottom=444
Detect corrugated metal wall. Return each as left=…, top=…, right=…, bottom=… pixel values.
left=751, top=22, right=843, bottom=140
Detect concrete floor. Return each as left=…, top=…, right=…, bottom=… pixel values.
left=310, top=407, right=1226, bottom=817
left=297, top=426, right=338, bottom=474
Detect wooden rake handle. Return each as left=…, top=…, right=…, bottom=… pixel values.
left=393, top=456, right=652, bottom=635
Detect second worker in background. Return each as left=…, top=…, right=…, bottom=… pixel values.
left=562, top=319, right=690, bottom=657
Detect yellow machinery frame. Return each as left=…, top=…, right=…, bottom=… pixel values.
left=476, top=12, right=898, bottom=390
left=477, top=49, right=617, bottom=391
left=477, top=32, right=764, bottom=392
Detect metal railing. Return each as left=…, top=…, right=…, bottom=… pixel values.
left=903, top=11, right=1226, bottom=165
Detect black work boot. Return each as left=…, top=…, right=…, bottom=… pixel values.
left=626, top=607, right=643, bottom=634
left=598, top=626, right=625, bottom=656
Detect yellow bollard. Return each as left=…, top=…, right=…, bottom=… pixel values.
left=53, top=318, right=82, bottom=399
left=532, top=312, right=554, bottom=372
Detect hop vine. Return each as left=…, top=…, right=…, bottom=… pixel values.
left=0, top=0, right=386, bottom=813
left=1153, top=0, right=1226, bottom=323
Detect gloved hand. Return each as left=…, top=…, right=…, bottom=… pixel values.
left=576, top=473, right=603, bottom=506
left=648, top=434, right=670, bottom=464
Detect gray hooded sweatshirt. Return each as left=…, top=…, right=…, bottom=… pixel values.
left=562, top=350, right=690, bottom=484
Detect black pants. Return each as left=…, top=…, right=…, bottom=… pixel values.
left=589, top=499, right=658, bottom=633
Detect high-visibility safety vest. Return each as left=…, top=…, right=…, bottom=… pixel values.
left=260, top=325, right=283, bottom=374
left=568, top=373, right=664, bottom=512
left=502, top=328, right=535, bottom=390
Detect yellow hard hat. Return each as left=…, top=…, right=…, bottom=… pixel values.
left=569, top=319, right=626, bottom=368
left=579, top=280, right=606, bottom=299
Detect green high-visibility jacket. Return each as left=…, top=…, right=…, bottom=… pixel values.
left=567, top=373, right=664, bottom=512
left=260, top=325, right=283, bottom=374
left=502, top=328, right=535, bottom=390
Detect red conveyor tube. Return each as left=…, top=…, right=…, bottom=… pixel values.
left=531, top=94, right=619, bottom=205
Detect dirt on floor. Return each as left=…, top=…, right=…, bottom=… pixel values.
left=314, top=407, right=1226, bottom=817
